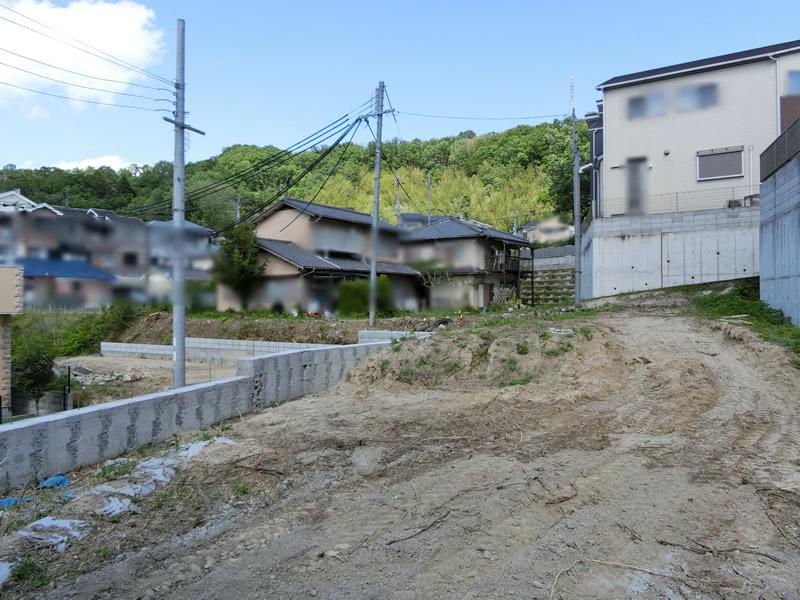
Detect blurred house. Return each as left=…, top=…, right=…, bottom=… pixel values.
left=400, top=217, right=531, bottom=309
left=146, top=219, right=217, bottom=307
left=517, top=217, right=574, bottom=245
left=0, top=189, right=147, bottom=307
left=217, top=197, right=420, bottom=313
left=581, top=39, right=800, bottom=299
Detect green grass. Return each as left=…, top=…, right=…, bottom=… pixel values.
left=231, top=481, right=251, bottom=497
left=542, top=339, right=573, bottom=358
left=515, top=341, right=529, bottom=355
left=499, top=373, right=534, bottom=387
left=11, top=558, right=50, bottom=589
left=578, top=326, right=593, bottom=340
left=397, top=367, right=415, bottom=383
left=691, top=279, right=800, bottom=366
left=97, top=460, right=136, bottom=481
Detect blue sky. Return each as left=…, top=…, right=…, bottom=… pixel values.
left=2, top=0, right=800, bottom=170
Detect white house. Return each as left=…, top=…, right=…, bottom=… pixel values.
left=590, top=38, right=800, bottom=217
left=581, top=39, right=800, bottom=299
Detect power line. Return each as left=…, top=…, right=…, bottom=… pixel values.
left=365, top=119, right=415, bottom=206
left=217, top=120, right=359, bottom=234
left=0, top=79, right=172, bottom=111
left=384, top=86, right=402, bottom=138
left=279, top=118, right=363, bottom=232
left=396, top=110, right=566, bottom=121
left=0, top=6, right=173, bottom=85
left=0, top=61, right=173, bottom=103
left=0, top=46, right=173, bottom=92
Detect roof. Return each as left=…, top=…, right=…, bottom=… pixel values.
left=262, top=197, right=397, bottom=231
left=256, top=238, right=418, bottom=276
left=598, top=39, right=800, bottom=90
left=147, top=220, right=213, bottom=235
left=400, top=217, right=529, bottom=246
left=15, top=258, right=115, bottom=281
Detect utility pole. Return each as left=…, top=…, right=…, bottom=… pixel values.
left=163, top=19, right=205, bottom=388
left=426, top=171, right=432, bottom=225
left=571, top=76, right=582, bottom=307
left=368, top=81, right=385, bottom=328
left=234, top=197, right=240, bottom=221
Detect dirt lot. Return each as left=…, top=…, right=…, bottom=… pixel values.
left=4, top=295, right=800, bottom=599
left=54, top=356, right=236, bottom=406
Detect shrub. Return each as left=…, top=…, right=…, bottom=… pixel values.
left=337, top=276, right=394, bottom=317
left=58, top=302, right=141, bottom=356
left=516, top=341, right=529, bottom=354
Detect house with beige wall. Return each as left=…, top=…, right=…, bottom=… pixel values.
left=217, top=197, right=419, bottom=313
left=401, top=217, right=530, bottom=309
left=580, top=39, right=800, bottom=299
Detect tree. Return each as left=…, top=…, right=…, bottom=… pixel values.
left=12, top=334, right=55, bottom=409
left=211, top=223, right=263, bottom=310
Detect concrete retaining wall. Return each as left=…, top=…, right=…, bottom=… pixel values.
left=101, top=337, right=335, bottom=365
left=356, top=330, right=432, bottom=344
left=1, top=340, right=391, bottom=490
left=238, top=342, right=390, bottom=408
left=760, top=155, right=800, bottom=324
left=580, top=207, right=759, bottom=299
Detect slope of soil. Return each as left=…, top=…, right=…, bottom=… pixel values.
left=4, top=300, right=800, bottom=599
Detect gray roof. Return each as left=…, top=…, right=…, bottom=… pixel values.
left=598, top=39, right=800, bottom=90
left=270, top=197, right=397, bottom=231
left=401, top=217, right=529, bottom=246
left=257, top=238, right=418, bottom=276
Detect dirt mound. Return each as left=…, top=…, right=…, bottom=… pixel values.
left=350, top=323, right=599, bottom=391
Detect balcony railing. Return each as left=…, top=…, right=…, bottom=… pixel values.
left=601, top=184, right=759, bottom=217
left=761, top=116, right=800, bottom=181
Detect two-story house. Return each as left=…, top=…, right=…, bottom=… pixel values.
left=216, top=197, right=420, bottom=313
left=581, top=39, right=800, bottom=299
left=400, top=217, right=531, bottom=309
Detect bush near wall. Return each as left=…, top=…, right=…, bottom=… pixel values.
left=337, top=276, right=394, bottom=317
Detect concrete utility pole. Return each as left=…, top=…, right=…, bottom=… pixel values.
left=234, top=197, right=240, bottom=221
left=426, top=171, right=432, bottom=225
left=163, top=19, right=205, bottom=388
left=571, top=76, right=582, bottom=307
left=368, top=81, right=385, bottom=328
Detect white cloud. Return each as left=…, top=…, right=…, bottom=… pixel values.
left=55, top=154, right=131, bottom=170
left=0, top=0, right=166, bottom=110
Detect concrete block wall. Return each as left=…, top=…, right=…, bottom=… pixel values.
left=0, top=376, right=253, bottom=490
left=356, top=330, right=432, bottom=344
left=760, top=155, right=800, bottom=324
left=237, top=341, right=390, bottom=408
left=580, top=206, right=760, bottom=299
left=101, top=337, right=335, bottom=365
left=1, top=339, right=394, bottom=490
left=0, top=316, right=10, bottom=422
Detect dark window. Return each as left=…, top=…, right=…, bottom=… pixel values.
left=627, top=93, right=665, bottom=119
left=697, top=146, right=743, bottom=180
left=123, top=252, right=138, bottom=266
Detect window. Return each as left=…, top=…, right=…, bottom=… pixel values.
left=696, top=146, right=743, bottom=181
left=678, top=83, right=719, bottom=111
left=787, top=71, right=800, bottom=96
left=627, top=93, right=665, bottom=119
left=123, top=252, right=138, bottom=266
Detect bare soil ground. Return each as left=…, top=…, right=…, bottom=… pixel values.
left=54, top=356, right=236, bottom=406
left=5, top=294, right=800, bottom=599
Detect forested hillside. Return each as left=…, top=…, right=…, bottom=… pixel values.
left=1, top=119, right=589, bottom=232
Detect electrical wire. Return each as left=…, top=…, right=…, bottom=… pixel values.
left=0, top=5, right=173, bottom=85
left=0, top=61, right=173, bottom=103
left=396, top=110, right=566, bottom=121
left=365, top=120, right=416, bottom=205
left=383, top=86, right=402, bottom=138
left=216, top=120, right=359, bottom=235
left=0, top=79, right=172, bottom=111
left=0, top=46, right=173, bottom=92
left=279, top=118, right=363, bottom=232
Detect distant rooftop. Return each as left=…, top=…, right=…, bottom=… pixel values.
left=598, top=39, right=800, bottom=90
left=401, top=217, right=528, bottom=246
left=15, top=257, right=115, bottom=281
left=264, top=197, right=397, bottom=231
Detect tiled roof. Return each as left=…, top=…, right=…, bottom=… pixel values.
left=401, top=217, right=528, bottom=246
left=16, top=258, right=115, bottom=281
left=257, top=238, right=418, bottom=276
left=598, top=39, right=800, bottom=90
left=274, top=197, right=397, bottom=231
